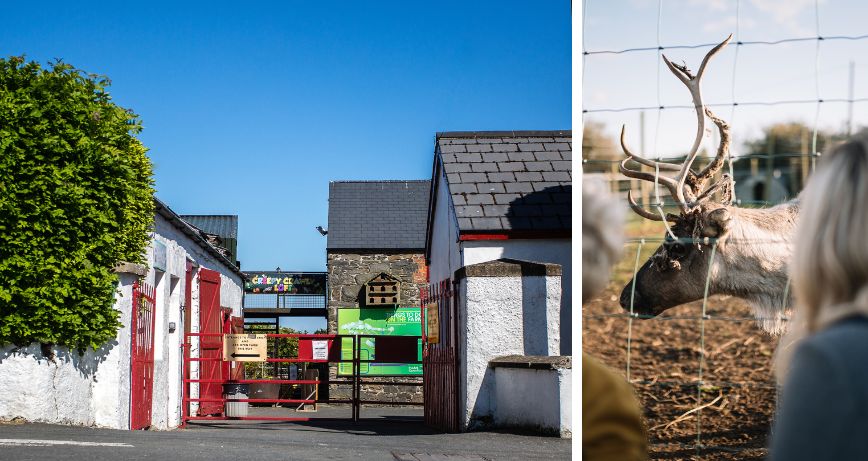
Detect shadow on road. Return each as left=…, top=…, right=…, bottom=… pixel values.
left=184, top=406, right=439, bottom=436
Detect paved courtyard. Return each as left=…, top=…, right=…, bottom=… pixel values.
left=0, top=406, right=572, bottom=461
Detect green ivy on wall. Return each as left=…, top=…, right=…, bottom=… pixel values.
left=0, top=56, right=155, bottom=351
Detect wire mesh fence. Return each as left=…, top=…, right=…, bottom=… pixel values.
left=583, top=234, right=785, bottom=458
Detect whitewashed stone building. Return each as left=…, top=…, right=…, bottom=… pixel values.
left=424, top=130, right=572, bottom=436
left=0, top=197, right=244, bottom=430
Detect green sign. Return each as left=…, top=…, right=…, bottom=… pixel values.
left=337, top=307, right=423, bottom=376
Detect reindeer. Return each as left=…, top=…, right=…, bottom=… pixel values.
left=618, top=35, right=799, bottom=335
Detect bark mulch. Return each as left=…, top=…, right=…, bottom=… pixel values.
left=583, top=284, right=780, bottom=460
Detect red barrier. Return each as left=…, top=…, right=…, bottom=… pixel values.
left=182, top=332, right=423, bottom=425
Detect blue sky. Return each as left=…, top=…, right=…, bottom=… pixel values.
left=1, top=1, right=571, bottom=274
left=583, top=0, right=868, bottom=158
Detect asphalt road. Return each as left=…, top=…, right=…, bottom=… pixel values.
left=0, top=408, right=572, bottom=461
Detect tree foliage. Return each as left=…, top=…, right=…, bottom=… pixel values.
left=0, top=56, right=155, bottom=350
left=581, top=121, right=619, bottom=173
left=244, top=326, right=300, bottom=379
left=743, top=122, right=839, bottom=158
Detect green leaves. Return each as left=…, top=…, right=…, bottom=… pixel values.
left=0, top=56, right=155, bottom=350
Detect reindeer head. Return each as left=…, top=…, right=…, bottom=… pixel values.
left=619, top=35, right=737, bottom=317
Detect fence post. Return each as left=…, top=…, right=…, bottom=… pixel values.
left=696, top=240, right=719, bottom=453
left=626, top=239, right=645, bottom=382
left=181, top=341, right=189, bottom=427
left=353, top=334, right=359, bottom=422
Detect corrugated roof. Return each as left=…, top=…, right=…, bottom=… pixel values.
left=180, top=215, right=239, bottom=264
left=179, top=215, right=238, bottom=238
left=154, top=199, right=244, bottom=278
left=435, top=130, right=572, bottom=232
left=327, top=180, right=431, bottom=251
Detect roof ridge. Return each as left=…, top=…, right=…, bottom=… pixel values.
left=330, top=179, right=430, bottom=184
left=437, top=130, right=571, bottom=138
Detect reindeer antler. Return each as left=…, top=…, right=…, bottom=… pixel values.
left=620, top=34, right=734, bottom=220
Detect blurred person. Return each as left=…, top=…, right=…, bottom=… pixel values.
left=769, top=135, right=868, bottom=460
left=582, top=179, right=647, bottom=460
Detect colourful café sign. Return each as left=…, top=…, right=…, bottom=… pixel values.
left=243, top=272, right=326, bottom=295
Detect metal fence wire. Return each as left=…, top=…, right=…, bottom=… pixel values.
left=584, top=235, right=789, bottom=456
left=580, top=0, right=868, bottom=456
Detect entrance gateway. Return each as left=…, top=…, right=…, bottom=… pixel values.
left=180, top=270, right=427, bottom=425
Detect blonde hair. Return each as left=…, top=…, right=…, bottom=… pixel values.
left=792, top=135, right=868, bottom=331
left=582, top=179, right=625, bottom=302
left=776, top=134, right=868, bottom=380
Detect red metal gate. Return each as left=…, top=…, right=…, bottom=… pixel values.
left=422, top=278, right=460, bottom=432
left=182, top=333, right=422, bottom=425
left=198, top=268, right=224, bottom=416
left=130, top=281, right=156, bottom=430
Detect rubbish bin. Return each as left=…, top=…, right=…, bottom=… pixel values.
left=222, top=383, right=249, bottom=417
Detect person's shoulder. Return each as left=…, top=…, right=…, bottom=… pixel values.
left=796, top=316, right=868, bottom=375
left=806, top=315, right=868, bottom=354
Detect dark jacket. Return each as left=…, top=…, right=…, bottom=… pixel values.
left=769, top=316, right=868, bottom=460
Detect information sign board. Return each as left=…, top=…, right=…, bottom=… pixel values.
left=426, top=302, right=439, bottom=344
left=222, top=334, right=267, bottom=361
left=337, top=307, right=422, bottom=376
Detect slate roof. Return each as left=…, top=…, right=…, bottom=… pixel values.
left=327, top=180, right=431, bottom=251
left=435, top=130, right=572, bottom=232
left=180, top=215, right=239, bottom=265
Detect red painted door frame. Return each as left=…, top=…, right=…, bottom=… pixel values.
left=184, top=261, right=193, bottom=399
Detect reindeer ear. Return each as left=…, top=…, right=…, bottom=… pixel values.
left=701, top=208, right=732, bottom=238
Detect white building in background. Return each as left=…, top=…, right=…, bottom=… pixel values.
left=423, top=130, right=572, bottom=436
left=0, top=198, right=243, bottom=430
left=425, top=130, right=572, bottom=353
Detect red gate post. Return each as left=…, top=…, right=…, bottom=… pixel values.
left=130, top=281, right=157, bottom=430
left=181, top=340, right=189, bottom=428
left=130, top=281, right=141, bottom=429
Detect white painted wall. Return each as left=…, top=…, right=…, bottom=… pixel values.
left=428, top=166, right=462, bottom=284
left=0, top=210, right=243, bottom=430
left=0, top=272, right=136, bottom=429
left=559, top=368, right=572, bottom=438
left=149, top=213, right=243, bottom=426
left=462, top=239, right=572, bottom=354
left=426, top=167, right=573, bottom=355
left=493, top=366, right=572, bottom=438
left=458, top=268, right=560, bottom=430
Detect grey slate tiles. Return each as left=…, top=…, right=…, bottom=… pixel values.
left=327, top=180, right=431, bottom=250
left=436, top=131, right=571, bottom=232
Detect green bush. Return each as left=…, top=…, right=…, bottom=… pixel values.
left=0, top=57, right=155, bottom=351
left=244, top=326, right=300, bottom=379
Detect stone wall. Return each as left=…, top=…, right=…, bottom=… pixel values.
left=326, top=251, right=427, bottom=403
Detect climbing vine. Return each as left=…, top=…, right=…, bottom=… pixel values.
left=0, top=56, right=155, bottom=350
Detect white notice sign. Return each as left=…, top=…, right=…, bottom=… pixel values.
left=312, top=340, right=328, bottom=360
